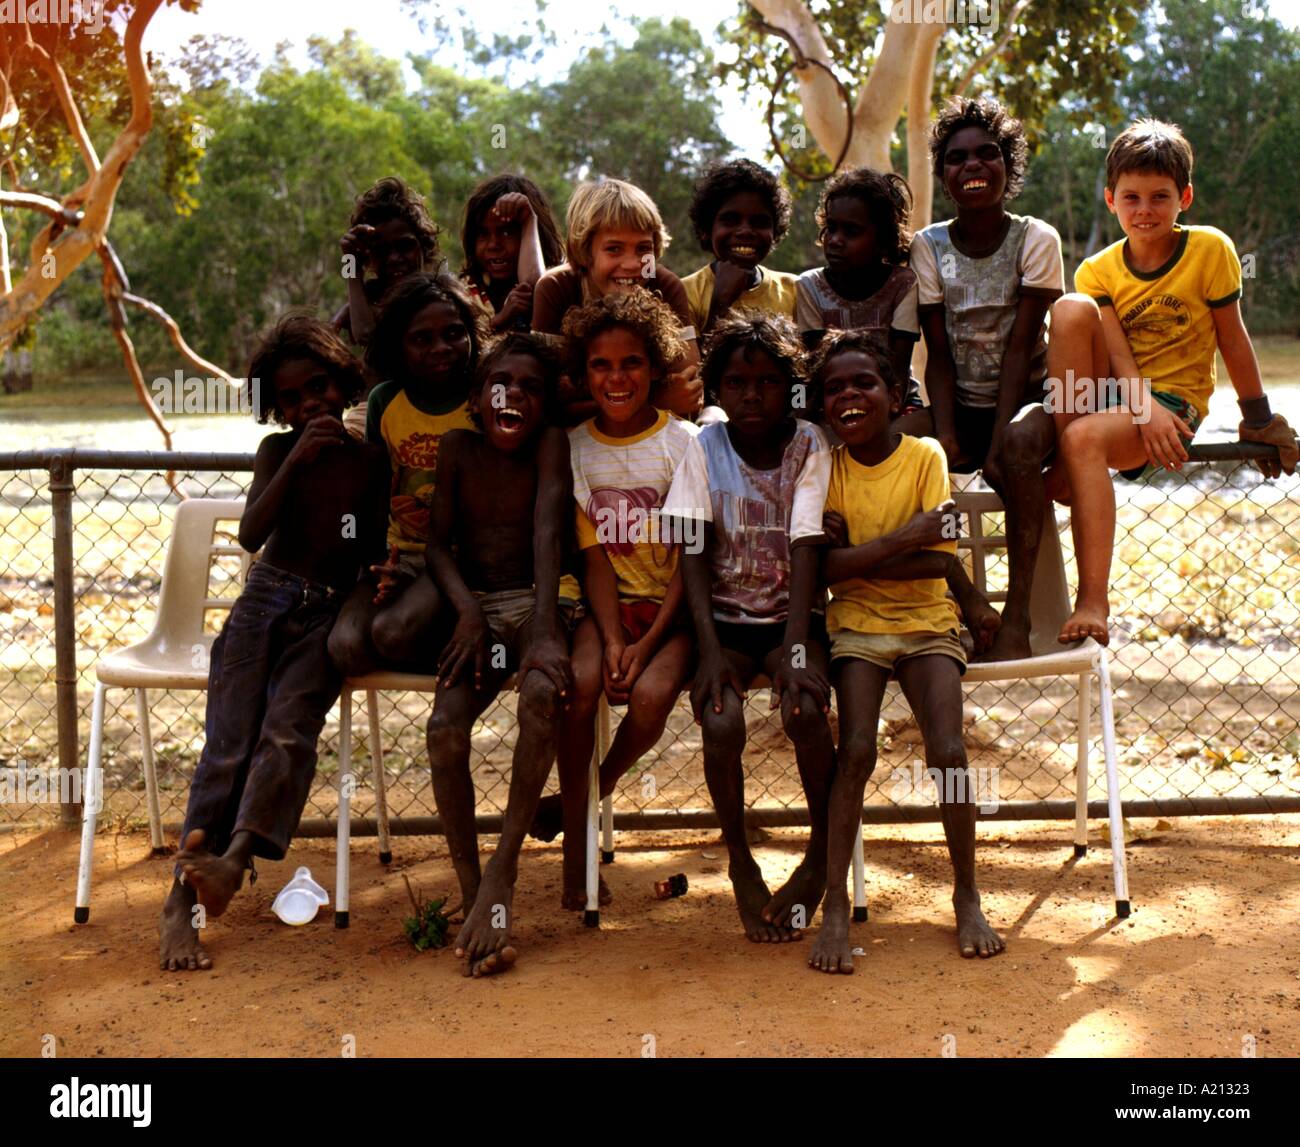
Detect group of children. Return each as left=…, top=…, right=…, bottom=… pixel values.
left=158, top=97, right=1297, bottom=979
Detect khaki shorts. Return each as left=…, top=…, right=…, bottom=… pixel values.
left=475, top=587, right=581, bottom=665
left=829, top=628, right=967, bottom=675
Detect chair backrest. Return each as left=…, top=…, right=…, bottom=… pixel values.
left=953, top=490, right=1070, bottom=656
left=144, top=498, right=247, bottom=658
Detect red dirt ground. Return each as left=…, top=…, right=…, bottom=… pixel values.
left=2, top=815, right=1298, bottom=1058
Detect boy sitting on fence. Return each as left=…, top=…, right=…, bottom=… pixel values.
left=1046, top=119, right=1298, bottom=647
left=160, top=316, right=389, bottom=971
left=809, top=331, right=1003, bottom=973
left=424, top=333, right=579, bottom=977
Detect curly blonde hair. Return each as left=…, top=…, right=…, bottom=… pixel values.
left=561, top=288, right=684, bottom=382
left=564, top=179, right=669, bottom=271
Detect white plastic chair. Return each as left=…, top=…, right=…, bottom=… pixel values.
left=75, top=498, right=248, bottom=923
left=955, top=489, right=1130, bottom=916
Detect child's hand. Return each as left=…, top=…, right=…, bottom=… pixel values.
left=822, top=510, right=848, bottom=548
left=602, top=640, right=628, bottom=704
left=496, top=282, right=533, bottom=326
left=712, top=259, right=753, bottom=308
left=438, top=612, right=491, bottom=691
left=1138, top=402, right=1194, bottom=471
left=286, top=415, right=348, bottom=468
left=617, top=640, right=654, bottom=697
left=904, top=500, right=959, bottom=549
left=340, top=223, right=376, bottom=258
left=518, top=628, right=572, bottom=701
left=656, top=365, right=703, bottom=416
left=771, top=654, right=832, bottom=716
left=689, top=651, right=746, bottom=722
left=1239, top=413, right=1298, bottom=479
left=370, top=545, right=403, bottom=605
left=491, top=191, right=534, bottom=224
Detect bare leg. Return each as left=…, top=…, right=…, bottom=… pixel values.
left=762, top=639, right=835, bottom=931
left=896, top=654, right=1004, bottom=958
left=809, top=659, right=890, bottom=975
left=177, top=828, right=254, bottom=918
left=158, top=875, right=212, bottom=971
left=328, top=581, right=383, bottom=678
left=980, top=406, right=1055, bottom=662
left=947, top=563, right=1001, bottom=656
left=1057, top=411, right=1150, bottom=645
left=699, top=650, right=795, bottom=942
left=1043, top=294, right=1111, bottom=506
left=455, top=665, right=562, bottom=976
left=371, top=573, right=445, bottom=672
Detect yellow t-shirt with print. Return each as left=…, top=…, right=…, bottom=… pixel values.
left=824, top=435, right=958, bottom=636
left=1074, top=225, right=1242, bottom=420
left=366, top=381, right=477, bottom=553
left=681, top=264, right=798, bottom=333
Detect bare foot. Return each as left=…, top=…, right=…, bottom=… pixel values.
left=528, top=794, right=563, bottom=843
left=808, top=898, right=855, bottom=973
left=158, top=879, right=212, bottom=972
left=954, top=889, right=1005, bottom=959
left=456, top=879, right=518, bottom=977
left=732, top=863, right=796, bottom=942
left=977, top=618, right=1032, bottom=662
left=560, top=874, right=611, bottom=911
left=1059, top=603, right=1109, bottom=646
left=176, top=830, right=244, bottom=917
left=762, top=857, right=825, bottom=933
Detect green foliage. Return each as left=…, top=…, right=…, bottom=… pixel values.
left=402, top=876, right=450, bottom=951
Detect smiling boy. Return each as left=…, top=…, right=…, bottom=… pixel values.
left=681, top=159, right=798, bottom=337
left=424, top=333, right=577, bottom=976
left=1046, top=119, right=1297, bottom=645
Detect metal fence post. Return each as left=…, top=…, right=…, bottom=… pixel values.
left=49, top=452, right=80, bottom=825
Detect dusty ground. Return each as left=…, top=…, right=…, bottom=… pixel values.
left=2, top=815, right=1298, bottom=1058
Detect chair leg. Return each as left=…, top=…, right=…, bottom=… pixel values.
left=1074, top=671, right=1091, bottom=858
left=1096, top=651, right=1131, bottom=917
left=136, top=688, right=165, bottom=854
left=366, top=691, right=392, bottom=865
left=598, top=698, right=614, bottom=863
left=852, top=818, right=867, bottom=922
left=75, top=682, right=108, bottom=924
left=335, top=689, right=353, bottom=928
left=584, top=727, right=601, bottom=928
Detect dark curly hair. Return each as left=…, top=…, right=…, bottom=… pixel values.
left=460, top=173, right=565, bottom=287
left=807, top=328, right=900, bottom=414
left=365, top=272, right=487, bottom=387
left=351, top=176, right=442, bottom=267
left=930, top=97, right=1028, bottom=201
left=816, top=167, right=914, bottom=267
left=247, top=312, right=370, bottom=426
left=469, top=332, right=563, bottom=430
left=688, top=158, right=793, bottom=252
left=561, top=288, right=684, bottom=383
left=700, top=311, right=808, bottom=410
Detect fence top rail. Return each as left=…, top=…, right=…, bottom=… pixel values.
left=0, top=449, right=257, bottom=472
left=0, top=440, right=1285, bottom=475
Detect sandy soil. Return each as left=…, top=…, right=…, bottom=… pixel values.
left=3, top=815, right=1298, bottom=1059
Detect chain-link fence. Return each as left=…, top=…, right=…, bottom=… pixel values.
left=2, top=447, right=1298, bottom=838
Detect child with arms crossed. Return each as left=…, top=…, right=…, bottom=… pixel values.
left=530, top=291, right=700, bottom=910
left=663, top=313, right=835, bottom=943
left=425, top=334, right=579, bottom=977
left=904, top=98, right=1065, bottom=662
left=807, top=331, right=1003, bottom=974
left=328, top=273, right=485, bottom=677
left=160, top=316, right=388, bottom=970
left=1046, top=119, right=1297, bottom=645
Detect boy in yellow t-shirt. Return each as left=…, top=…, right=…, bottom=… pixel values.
left=1045, top=119, right=1297, bottom=647
left=806, top=331, right=1005, bottom=976
left=681, top=159, right=798, bottom=337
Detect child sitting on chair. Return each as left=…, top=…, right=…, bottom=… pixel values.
left=808, top=330, right=1004, bottom=974
left=159, top=315, right=389, bottom=971
left=425, top=333, right=579, bottom=977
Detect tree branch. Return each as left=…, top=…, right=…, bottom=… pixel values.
left=907, top=20, right=947, bottom=230
left=17, top=27, right=100, bottom=180
left=122, top=291, right=236, bottom=385
left=955, top=0, right=1033, bottom=97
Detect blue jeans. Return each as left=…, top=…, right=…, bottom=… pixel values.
left=179, top=563, right=342, bottom=861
